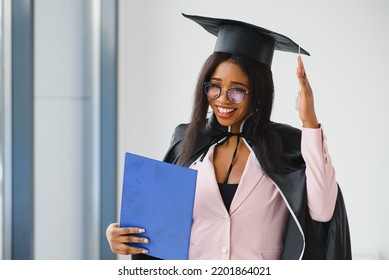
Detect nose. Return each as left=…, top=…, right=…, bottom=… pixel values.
left=217, top=88, right=230, bottom=103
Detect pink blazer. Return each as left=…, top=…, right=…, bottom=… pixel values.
left=188, top=127, right=338, bottom=260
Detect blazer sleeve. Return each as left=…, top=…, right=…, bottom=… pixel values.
left=301, top=125, right=338, bottom=222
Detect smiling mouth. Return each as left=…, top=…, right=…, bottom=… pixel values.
left=216, top=106, right=236, bottom=117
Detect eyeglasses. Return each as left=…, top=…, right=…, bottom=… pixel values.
left=204, top=82, right=249, bottom=104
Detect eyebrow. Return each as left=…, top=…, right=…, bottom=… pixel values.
left=210, top=77, right=249, bottom=88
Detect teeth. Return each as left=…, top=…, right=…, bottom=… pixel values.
left=218, top=107, right=234, bottom=114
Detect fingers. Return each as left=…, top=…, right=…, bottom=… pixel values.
left=296, top=56, right=313, bottom=97
left=116, top=234, right=149, bottom=245
left=107, top=223, right=145, bottom=236
left=296, top=55, right=308, bottom=84
left=295, top=56, right=319, bottom=128
left=122, top=226, right=146, bottom=235
left=106, top=223, right=149, bottom=255
left=115, top=244, right=148, bottom=255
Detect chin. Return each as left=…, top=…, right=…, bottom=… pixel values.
left=214, top=116, right=237, bottom=129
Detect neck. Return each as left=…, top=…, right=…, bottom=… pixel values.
left=230, top=125, right=241, bottom=133
left=229, top=117, right=248, bottom=133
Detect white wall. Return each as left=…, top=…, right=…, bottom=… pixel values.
left=118, top=0, right=389, bottom=259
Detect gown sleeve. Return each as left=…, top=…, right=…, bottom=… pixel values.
left=301, top=125, right=338, bottom=222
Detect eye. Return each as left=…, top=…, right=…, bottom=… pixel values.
left=230, top=88, right=246, bottom=94
left=209, top=83, right=221, bottom=90
left=227, top=88, right=248, bottom=104
left=204, top=82, right=222, bottom=99
left=204, top=82, right=220, bottom=89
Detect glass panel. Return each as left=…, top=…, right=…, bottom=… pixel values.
left=0, top=0, right=4, bottom=260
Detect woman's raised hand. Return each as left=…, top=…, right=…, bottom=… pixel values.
left=296, top=55, right=319, bottom=128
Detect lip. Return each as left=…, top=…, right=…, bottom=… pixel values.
left=215, top=105, right=236, bottom=118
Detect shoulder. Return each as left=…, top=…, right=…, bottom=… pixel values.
left=269, top=122, right=302, bottom=151
left=162, top=123, right=189, bottom=164
left=170, top=123, right=189, bottom=143
left=268, top=122, right=304, bottom=171
left=164, top=116, right=226, bottom=165
left=270, top=122, right=301, bottom=138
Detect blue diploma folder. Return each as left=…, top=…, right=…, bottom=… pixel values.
left=119, top=152, right=197, bottom=260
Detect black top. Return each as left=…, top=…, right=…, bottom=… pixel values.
left=218, top=183, right=238, bottom=212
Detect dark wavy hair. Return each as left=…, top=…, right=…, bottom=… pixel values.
left=179, top=52, right=283, bottom=174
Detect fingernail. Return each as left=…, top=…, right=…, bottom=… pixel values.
left=138, top=228, right=145, bottom=233
left=142, top=249, right=149, bottom=254
left=143, top=238, right=149, bottom=244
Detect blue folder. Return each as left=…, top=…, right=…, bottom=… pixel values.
left=119, top=152, right=197, bottom=260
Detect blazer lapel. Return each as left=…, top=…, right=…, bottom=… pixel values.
left=229, top=150, right=264, bottom=215
left=194, top=145, right=228, bottom=212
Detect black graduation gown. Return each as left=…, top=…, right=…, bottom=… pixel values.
left=133, top=115, right=352, bottom=260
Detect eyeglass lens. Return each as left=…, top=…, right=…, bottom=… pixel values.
left=204, top=83, right=246, bottom=104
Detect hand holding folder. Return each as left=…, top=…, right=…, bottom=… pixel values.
left=119, top=152, right=197, bottom=260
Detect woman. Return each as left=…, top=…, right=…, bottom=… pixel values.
left=106, top=14, right=351, bottom=260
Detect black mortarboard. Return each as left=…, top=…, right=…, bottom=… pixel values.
left=183, top=13, right=310, bottom=67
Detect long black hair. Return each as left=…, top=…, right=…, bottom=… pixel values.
left=179, top=52, right=283, bottom=174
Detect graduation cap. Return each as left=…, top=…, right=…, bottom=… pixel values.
left=183, top=13, right=310, bottom=67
